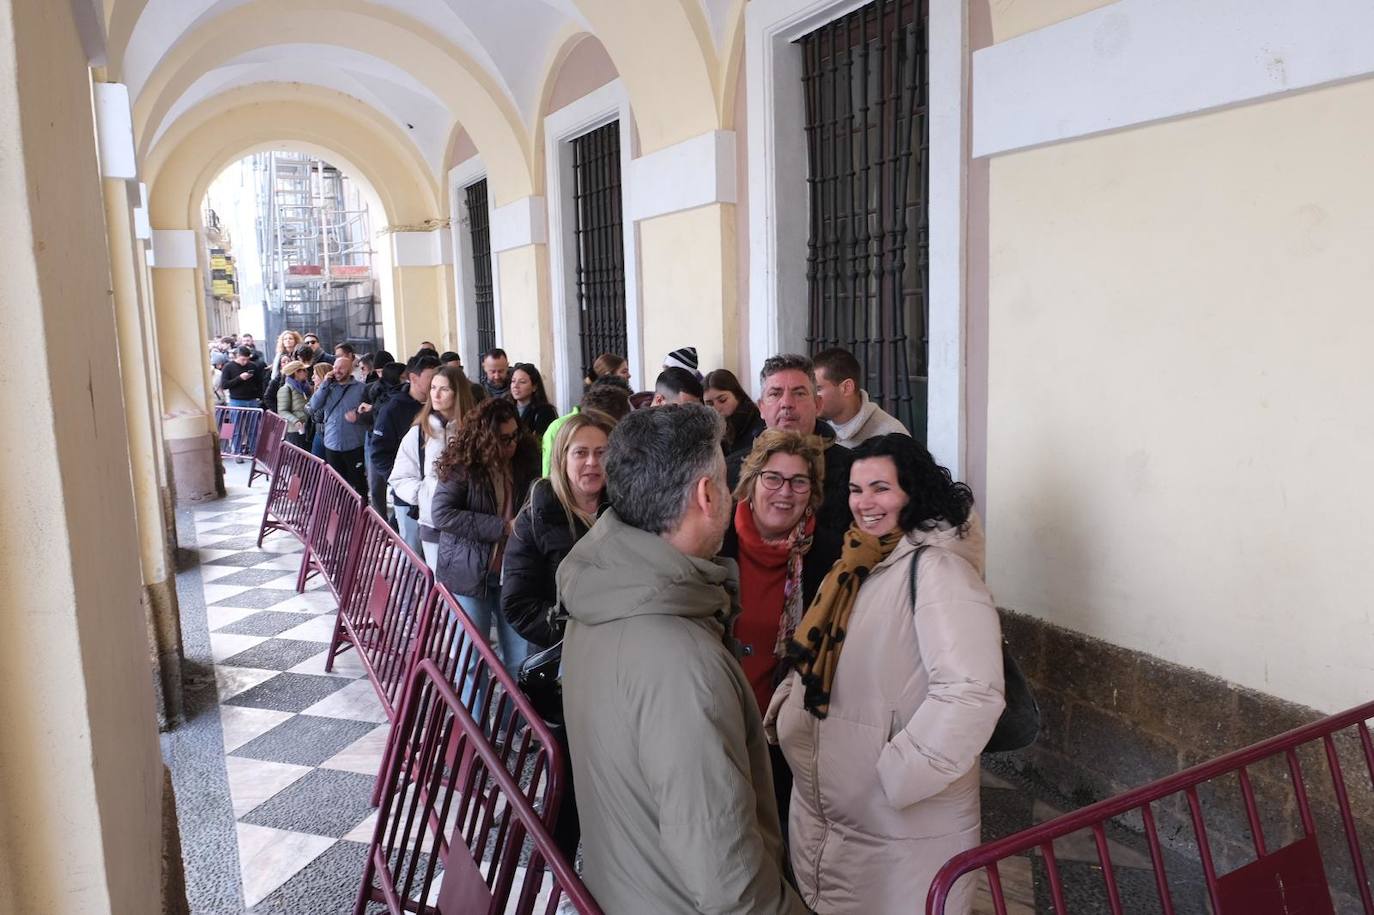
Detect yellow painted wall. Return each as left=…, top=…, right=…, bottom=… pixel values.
left=393, top=265, right=447, bottom=356
left=985, top=75, right=1374, bottom=714
left=638, top=203, right=736, bottom=376
left=152, top=266, right=215, bottom=438
left=989, top=0, right=1117, bottom=42
left=496, top=243, right=553, bottom=394
left=0, top=0, right=163, bottom=909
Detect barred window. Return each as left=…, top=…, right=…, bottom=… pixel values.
left=800, top=0, right=929, bottom=437
left=571, top=121, right=627, bottom=372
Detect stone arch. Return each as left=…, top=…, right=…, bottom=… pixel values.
left=569, top=0, right=721, bottom=153
left=132, top=0, right=534, bottom=205
left=145, top=83, right=439, bottom=228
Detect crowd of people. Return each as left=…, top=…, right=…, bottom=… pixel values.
left=206, top=330, right=1007, bottom=914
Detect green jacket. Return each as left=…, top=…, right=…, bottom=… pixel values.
left=540, top=407, right=577, bottom=475
left=557, top=510, right=805, bottom=915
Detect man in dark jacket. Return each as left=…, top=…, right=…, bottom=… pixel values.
left=368, top=355, right=439, bottom=520
left=220, top=346, right=266, bottom=458
left=220, top=346, right=265, bottom=405
left=480, top=347, right=511, bottom=400
left=726, top=353, right=853, bottom=534
left=557, top=405, right=806, bottom=915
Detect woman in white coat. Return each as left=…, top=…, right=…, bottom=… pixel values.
left=387, top=365, right=475, bottom=564
left=766, top=432, right=1005, bottom=915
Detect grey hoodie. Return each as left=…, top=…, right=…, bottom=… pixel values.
left=557, top=509, right=807, bottom=915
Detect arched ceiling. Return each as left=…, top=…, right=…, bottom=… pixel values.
left=110, top=0, right=744, bottom=193
left=145, top=45, right=451, bottom=173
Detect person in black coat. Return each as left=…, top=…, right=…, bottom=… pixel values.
left=431, top=398, right=541, bottom=680
left=509, top=362, right=559, bottom=439
left=498, top=407, right=617, bottom=864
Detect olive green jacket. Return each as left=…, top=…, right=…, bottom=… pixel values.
left=557, top=509, right=806, bottom=915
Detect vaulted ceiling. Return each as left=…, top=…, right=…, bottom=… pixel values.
left=110, top=0, right=745, bottom=192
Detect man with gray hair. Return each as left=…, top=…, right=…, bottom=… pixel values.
left=727, top=352, right=854, bottom=532
left=557, top=404, right=805, bottom=915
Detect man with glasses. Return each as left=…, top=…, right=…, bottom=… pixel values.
left=726, top=353, right=853, bottom=533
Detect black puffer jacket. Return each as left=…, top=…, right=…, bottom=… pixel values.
left=500, top=478, right=604, bottom=648
left=431, top=441, right=540, bottom=598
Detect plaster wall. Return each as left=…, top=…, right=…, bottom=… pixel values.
left=546, top=34, right=618, bottom=116
left=638, top=203, right=736, bottom=379
left=496, top=244, right=555, bottom=402
left=0, top=1, right=163, bottom=909
left=989, top=0, right=1116, bottom=42
left=392, top=265, right=447, bottom=357
left=984, top=75, right=1374, bottom=714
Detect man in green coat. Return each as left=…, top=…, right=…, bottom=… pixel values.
left=556, top=404, right=806, bottom=915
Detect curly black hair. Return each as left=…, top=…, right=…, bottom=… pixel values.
left=848, top=433, right=974, bottom=532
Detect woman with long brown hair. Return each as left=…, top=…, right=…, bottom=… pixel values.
left=705, top=368, right=764, bottom=455
left=431, top=397, right=541, bottom=677
left=387, top=364, right=475, bottom=558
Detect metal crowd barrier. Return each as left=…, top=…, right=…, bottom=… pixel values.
left=215, top=404, right=264, bottom=460
left=927, top=700, right=1374, bottom=915
left=326, top=507, right=434, bottom=722
left=373, top=583, right=564, bottom=810
left=248, top=411, right=286, bottom=488
left=356, top=659, right=601, bottom=915
left=296, top=464, right=365, bottom=602
left=256, top=443, right=326, bottom=547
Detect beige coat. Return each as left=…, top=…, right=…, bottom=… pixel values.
left=766, top=514, right=1005, bottom=915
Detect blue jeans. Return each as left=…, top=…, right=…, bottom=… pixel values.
left=453, top=590, right=532, bottom=725
left=396, top=510, right=422, bottom=555
left=227, top=399, right=258, bottom=455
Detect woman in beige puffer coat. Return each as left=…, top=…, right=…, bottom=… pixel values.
left=766, top=433, right=1005, bottom=915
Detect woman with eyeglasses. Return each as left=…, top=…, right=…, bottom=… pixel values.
left=718, top=429, right=842, bottom=836
left=431, top=397, right=541, bottom=680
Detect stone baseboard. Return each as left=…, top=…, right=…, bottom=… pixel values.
left=168, top=432, right=224, bottom=503
left=994, top=609, right=1371, bottom=903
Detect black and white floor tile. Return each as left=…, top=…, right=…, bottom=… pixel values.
left=189, top=477, right=390, bottom=912
left=171, top=467, right=1193, bottom=914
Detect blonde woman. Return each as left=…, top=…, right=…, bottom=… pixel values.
left=388, top=365, right=475, bottom=558
left=271, top=329, right=301, bottom=379
left=500, top=409, right=616, bottom=648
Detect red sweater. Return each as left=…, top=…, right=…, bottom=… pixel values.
left=732, top=502, right=812, bottom=713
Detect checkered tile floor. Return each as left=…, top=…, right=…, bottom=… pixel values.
left=179, top=471, right=1193, bottom=914
left=193, top=490, right=391, bottom=913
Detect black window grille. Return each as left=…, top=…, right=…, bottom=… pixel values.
left=571, top=121, right=627, bottom=372
left=800, top=0, right=929, bottom=438
left=464, top=179, right=497, bottom=356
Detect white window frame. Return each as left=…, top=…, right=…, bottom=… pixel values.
left=746, top=0, right=968, bottom=476
left=543, top=79, right=642, bottom=402
left=448, top=155, right=502, bottom=372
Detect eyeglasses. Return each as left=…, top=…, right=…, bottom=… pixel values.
left=497, top=432, right=520, bottom=445
left=758, top=471, right=812, bottom=494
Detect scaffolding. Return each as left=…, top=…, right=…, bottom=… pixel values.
left=255, top=152, right=382, bottom=352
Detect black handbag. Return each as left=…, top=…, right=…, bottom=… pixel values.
left=908, top=545, right=1040, bottom=754
left=518, top=639, right=564, bottom=727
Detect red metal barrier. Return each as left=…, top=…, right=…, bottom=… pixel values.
left=256, top=443, right=326, bottom=547
left=373, top=583, right=564, bottom=810
left=356, top=659, right=601, bottom=915
left=326, top=507, right=434, bottom=722
left=248, top=411, right=286, bottom=488
left=295, top=464, right=364, bottom=603
left=927, top=700, right=1374, bottom=915
left=215, top=404, right=264, bottom=460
